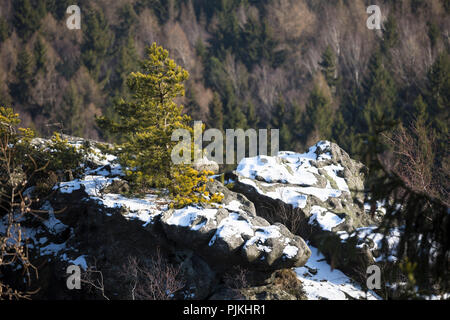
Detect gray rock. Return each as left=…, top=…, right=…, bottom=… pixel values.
left=231, top=141, right=379, bottom=276
left=193, top=156, right=220, bottom=174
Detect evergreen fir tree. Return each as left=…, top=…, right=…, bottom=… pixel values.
left=209, top=92, right=224, bottom=131
left=0, top=18, right=9, bottom=43
left=425, top=52, right=449, bottom=145
left=304, top=86, right=334, bottom=141
left=34, top=37, right=47, bottom=74
left=10, top=49, right=34, bottom=105
left=61, top=82, right=83, bottom=136
left=246, top=102, right=259, bottom=129
left=319, top=46, right=338, bottom=88
left=381, top=15, right=398, bottom=53
left=413, top=95, right=428, bottom=125
left=114, top=36, right=138, bottom=96
left=362, top=50, right=398, bottom=134
left=271, top=96, right=292, bottom=149
left=82, top=9, right=112, bottom=79
left=13, top=0, right=42, bottom=38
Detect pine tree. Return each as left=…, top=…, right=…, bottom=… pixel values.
left=10, top=49, right=34, bottom=105
left=0, top=18, right=9, bottom=43
left=319, top=46, right=338, bottom=88
left=114, top=36, right=138, bottom=96
left=82, top=9, right=112, bottom=79
left=288, top=102, right=303, bottom=150
left=304, top=86, right=334, bottom=141
left=61, top=82, right=83, bottom=136
left=425, top=52, right=449, bottom=145
left=362, top=50, right=398, bottom=134
left=97, top=43, right=223, bottom=207
left=381, top=15, right=398, bottom=53
left=209, top=92, right=224, bottom=131
left=34, top=37, right=47, bottom=73
left=246, top=102, right=259, bottom=129
left=271, top=96, right=292, bottom=149
left=413, top=95, right=428, bottom=125
left=117, top=3, right=138, bottom=37
left=13, top=0, right=42, bottom=38
left=232, top=103, right=247, bottom=129
left=271, top=95, right=286, bottom=129
left=97, top=43, right=190, bottom=188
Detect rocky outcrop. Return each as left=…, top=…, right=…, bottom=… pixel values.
left=231, top=141, right=385, bottom=275
left=160, top=181, right=310, bottom=271
left=9, top=155, right=311, bottom=299
left=2, top=137, right=388, bottom=300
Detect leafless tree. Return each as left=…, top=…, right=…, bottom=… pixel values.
left=382, top=121, right=448, bottom=206
left=81, top=259, right=109, bottom=300
left=120, top=248, right=185, bottom=300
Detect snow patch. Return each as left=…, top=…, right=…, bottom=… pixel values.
left=309, top=206, right=345, bottom=231
left=295, top=245, right=381, bottom=300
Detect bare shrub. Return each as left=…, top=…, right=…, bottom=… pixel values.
left=223, top=265, right=250, bottom=299
left=80, top=259, right=109, bottom=300
left=120, top=248, right=184, bottom=300
left=382, top=121, right=448, bottom=206
left=223, top=265, right=249, bottom=290
left=259, top=201, right=311, bottom=238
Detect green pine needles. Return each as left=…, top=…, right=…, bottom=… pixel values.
left=98, top=43, right=223, bottom=208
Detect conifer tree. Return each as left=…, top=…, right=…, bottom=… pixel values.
left=0, top=18, right=9, bottom=43
left=13, top=0, right=42, bottom=38
left=425, top=52, right=449, bottom=146
left=319, top=46, right=338, bottom=88
left=271, top=95, right=286, bottom=129
left=288, top=102, right=303, bottom=150
left=362, top=50, right=398, bottom=135
left=271, top=96, right=292, bottom=149
left=97, top=43, right=223, bottom=207
left=304, top=86, right=334, bottom=141
left=10, top=49, right=34, bottom=105
left=97, top=43, right=190, bottom=188
left=61, top=82, right=83, bottom=136
left=413, top=95, right=428, bottom=125
left=34, top=37, right=47, bottom=74
left=381, top=15, right=398, bottom=53
left=246, top=102, right=259, bottom=129
left=114, top=36, right=138, bottom=96
left=82, top=9, right=112, bottom=79
left=209, top=92, right=224, bottom=131
left=232, top=103, right=247, bottom=129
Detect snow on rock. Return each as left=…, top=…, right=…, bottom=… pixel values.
left=295, top=245, right=381, bottom=300
left=235, top=141, right=354, bottom=210
left=162, top=203, right=311, bottom=271
left=237, top=155, right=318, bottom=185
left=337, top=227, right=401, bottom=263
left=0, top=202, right=84, bottom=270
left=41, top=202, right=69, bottom=235
left=309, top=206, right=345, bottom=232
left=166, top=206, right=218, bottom=231
left=54, top=172, right=167, bottom=227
